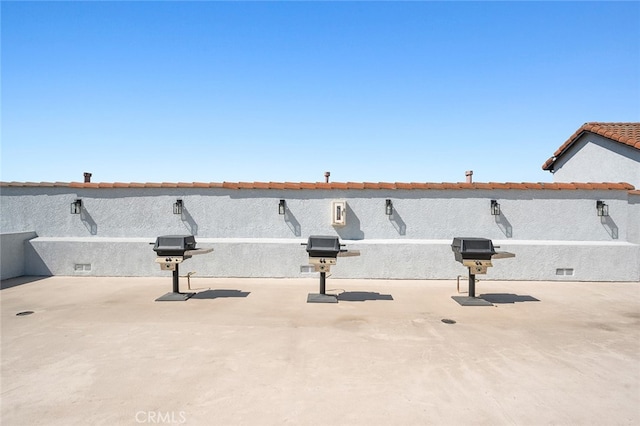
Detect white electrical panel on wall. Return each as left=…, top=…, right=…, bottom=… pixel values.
left=331, top=201, right=346, bottom=226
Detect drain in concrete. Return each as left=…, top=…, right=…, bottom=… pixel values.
left=16, top=311, right=34, bottom=316
left=441, top=318, right=456, bottom=324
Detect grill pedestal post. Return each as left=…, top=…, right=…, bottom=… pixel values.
left=468, top=270, right=476, bottom=298
left=451, top=268, right=493, bottom=306
left=155, top=263, right=195, bottom=301
left=307, top=271, right=338, bottom=303
left=319, top=271, right=326, bottom=295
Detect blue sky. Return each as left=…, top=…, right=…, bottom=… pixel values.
left=2, top=1, right=639, bottom=184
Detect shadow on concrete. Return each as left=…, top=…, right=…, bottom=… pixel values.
left=337, top=291, right=394, bottom=302
left=191, top=289, right=251, bottom=299
left=1, top=276, right=50, bottom=290
left=479, top=293, right=540, bottom=304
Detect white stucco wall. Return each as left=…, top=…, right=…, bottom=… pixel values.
left=551, top=134, right=640, bottom=187
left=0, top=187, right=632, bottom=241
left=629, top=193, right=640, bottom=244
left=0, top=231, right=37, bottom=280
left=1, top=186, right=638, bottom=281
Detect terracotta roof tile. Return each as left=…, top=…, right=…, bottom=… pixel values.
left=572, top=182, right=592, bottom=190
left=543, top=122, right=640, bottom=170
left=281, top=182, right=299, bottom=190
left=394, top=182, right=413, bottom=190
left=539, top=183, right=558, bottom=190
left=329, top=182, right=348, bottom=190
left=429, top=183, right=448, bottom=189
left=192, top=182, right=211, bottom=188
left=588, top=183, right=610, bottom=190
left=606, top=182, right=635, bottom=190
left=346, top=182, right=365, bottom=189
left=555, top=183, right=574, bottom=190
left=235, top=182, right=254, bottom=189
left=377, top=182, right=396, bottom=190
left=408, top=182, right=429, bottom=189
left=514, top=183, right=531, bottom=190
left=251, top=182, right=271, bottom=189
left=471, top=182, right=493, bottom=190
left=269, top=182, right=286, bottom=190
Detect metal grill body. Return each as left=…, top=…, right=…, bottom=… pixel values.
left=152, top=235, right=212, bottom=301
left=304, top=235, right=342, bottom=273
left=451, top=237, right=513, bottom=305
left=302, top=235, right=359, bottom=303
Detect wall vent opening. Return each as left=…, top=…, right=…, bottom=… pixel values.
left=556, top=268, right=574, bottom=276
left=300, top=265, right=315, bottom=274
left=74, top=263, right=92, bottom=272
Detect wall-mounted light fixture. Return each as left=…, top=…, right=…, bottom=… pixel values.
left=385, top=199, right=393, bottom=215
left=173, top=199, right=183, bottom=215
left=279, top=199, right=286, bottom=215
left=490, top=199, right=501, bottom=216
left=596, top=200, right=609, bottom=217
left=70, top=199, right=82, bottom=214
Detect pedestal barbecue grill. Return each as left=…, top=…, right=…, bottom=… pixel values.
left=451, top=237, right=514, bottom=306
left=152, top=235, right=213, bottom=301
left=302, top=235, right=360, bottom=303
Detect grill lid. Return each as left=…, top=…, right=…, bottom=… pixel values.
left=305, top=235, right=342, bottom=258
left=153, top=235, right=197, bottom=255
left=451, top=237, right=496, bottom=261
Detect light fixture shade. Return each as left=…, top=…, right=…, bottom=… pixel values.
left=173, top=199, right=183, bottom=215
left=70, top=199, right=82, bottom=214
left=385, top=199, right=393, bottom=215
left=279, top=199, right=286, bottom=215
left=596, top=200, right=608, bottom=217
left=490, top=200, right=500, bottom=216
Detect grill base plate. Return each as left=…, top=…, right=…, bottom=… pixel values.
left=307, top=293, right=338, bottom=303
left=155, top=292, right=195, bottom=302
left=451, top=296, right=493, bottom=306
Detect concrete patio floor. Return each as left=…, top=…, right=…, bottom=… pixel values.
left=1, top=276, right=639, bottom=425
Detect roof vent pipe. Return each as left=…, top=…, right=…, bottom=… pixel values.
left=465, top=170, right=473, bottom=183
left=324, top=171, right=330, bottom=183
left=84, top=172, right=92, bottom=183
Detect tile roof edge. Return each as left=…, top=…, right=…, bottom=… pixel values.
left=542, top=122, right=640, bottom=171
left=0, top=181, right=635, bottom=190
